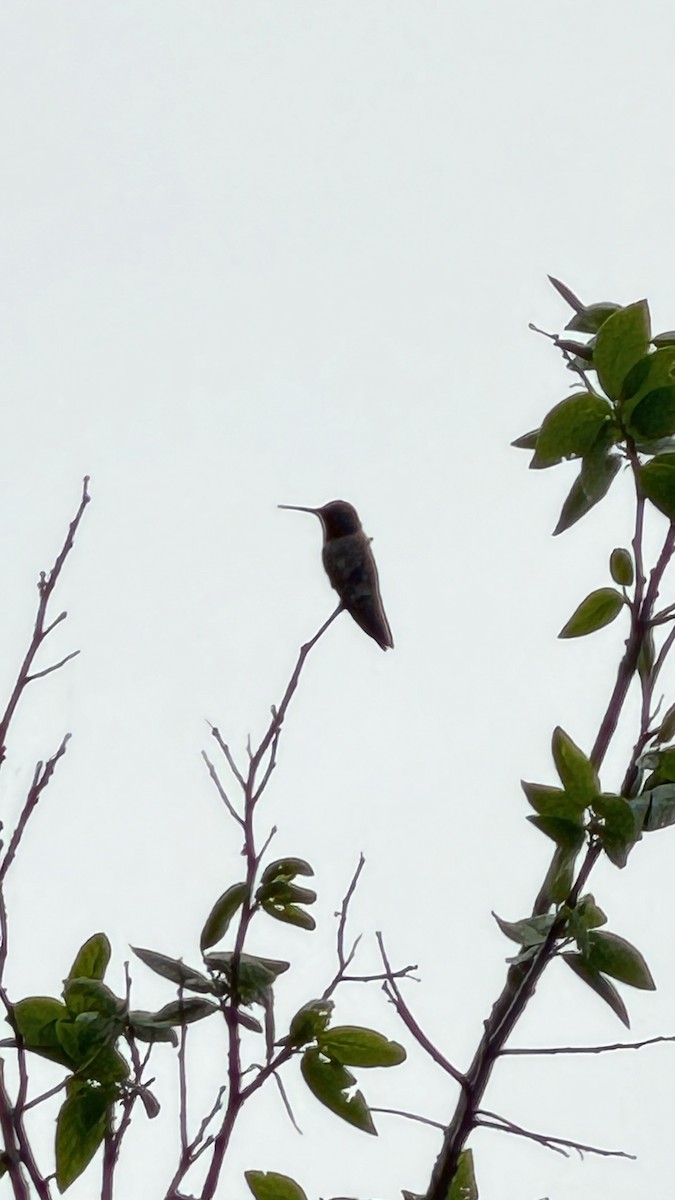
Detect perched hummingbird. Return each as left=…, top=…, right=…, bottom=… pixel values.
left=279, top=500, right=394, bottom=651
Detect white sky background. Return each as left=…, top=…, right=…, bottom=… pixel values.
left=2, top=2, right=675, bottom=1198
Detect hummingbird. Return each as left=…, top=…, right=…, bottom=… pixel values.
left=279, top=500, right=394, bottom=651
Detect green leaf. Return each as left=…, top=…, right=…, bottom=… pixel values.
left=653, top=331, right=675, bottom=347
left=130, top=948, right=213, bottom=993
left=493, top=912, right=555, bottom=948
left=286, top=999, right=334, bottom=1047
left=640, top=783, right=675, bottom=831
left=639, top=452, right=675, bottom=519
left=594, top=300, right=651, bottom=401
left=67, top=935, right=111, bottom=983
left=260, top=858, right=314, bottom=884
left=11, top=997, right=76, bottom=1067
left=199, top=883, right=248, bottom=952
left=205, top=951, right=289, bottom=979
left=511, top=428, right=540, bottom=451
left=566, top=302, right=621, bottom=335
left=562, top=952, right=629, bottom=1026
left=204, top=952, right=280, bottom=1005
left=586, top=931, right=655, bottom=990
left=318, top=1026, right=406, bottom=1068
left=245, top=1171, right=309, bottom=1200
left=448, top=1149, right=478, bottom=1200
left=610, top=548, right=633, bottom=587
left=551, top=727, right=599, bottom=808
left=152, top=998, right=218, bottom=1026
left=553, top=454, right=621, bottom=535
left=538, top=844, right=577, bottom=907
left=128, top=1011, right=178, bottom=1045
left=621, top=346, right=675, bottom=412
left=559, top=587, right=624, bottom=639
left=531, top=394, right=613, bottom=469
left=592, top=795, right=639, bottom=868
left=261, top=901, right=316, bottom=930
left=573, top=894, right=608, bottom=931
left=257, top=881, right=317, bottom=907
left=527, top=815, right=585, bottom=851
left=55, top=1082, right=112, bottom=1191
left=521, top=781, right=584, bottom=821
left=63, top=979, right=125, bottom=1020
left=300, top=1047, right=376, bottom=1134
left=630, top=387, right=675, bottom=441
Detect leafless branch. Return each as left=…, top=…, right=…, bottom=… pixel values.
left=201, top=751, right=244, bottom=826
left=371, top=1106, right=445, bottom=1131
left=477, top=1108, right=635, bottom=1161
left=24, top=650, right=80, bottom=683
left=502, top=1034, right=675, bottom=1056
left=271, top=1070, right=302, bottom=1134
left=0, top=736, right=71, bottom=884
left=0, top=477, right=90, bottom=764
left=377, top=932, right=466, bottom=1090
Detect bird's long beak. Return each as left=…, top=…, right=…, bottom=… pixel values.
left=278, top=504, right=319, bottom=514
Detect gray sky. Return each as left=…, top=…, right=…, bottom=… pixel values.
left=2, top=3, right=675, bottom=1198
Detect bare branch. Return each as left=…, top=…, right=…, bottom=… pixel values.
left=477, top=1108, right=635, bottom=1161
left=0, top=736, right=71, bottom=884
left=502, top=1034, right=675, bottom=1057
left=0, top=477, right=90, bottom=763
left=372, top=1106, right=445, bottom=1132
left=271, top=1071, right=302, bottom=1134
left=24, top=650, right=80, bottom=683
left=377, top=932, right=467, bottom=1090
left=209, top=726, right=246, bottom=791
left=201, top=751, right=244, bottom=826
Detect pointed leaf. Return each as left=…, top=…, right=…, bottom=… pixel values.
left=586, top=931, right=655, bottom=990
left=640, top=453, right=675, bottom=519
left=511, top=428, right=540, bottom=451
left=130, top=948, right=213, bottom=993
left=493, top=911, right=555, bottom=947
left=566, top=302, right=621, bottom=334
left=562, top=952, right=629, bottom=1027
left=552, top=727, right=598, bottom=807
left=128, top=1010, right=179, bottom=1045
left=153, top=998, right=218, bottom=1026
left=318, top=1026, right=406, bottom=1068
left=531, top=394, right=613, bottom=469
left=245, top=1171, right=309, bottom=1200
left=528, top=815, right=585, bottom=851
left=640, top=783, right=675, bottom=831
left=521, top=781, right=584, bottom=821
left=548, top=275, right=584, bottom=312
left=559, top=588, right=624, bottom=638
left=200, top=883, right=248, bottom=951
left=448, top=1149, right=478, bottom=1200
left=553, top=455, right=620, bottom=535
left=67, top=935, right=111, bottom=983
left=300, top=1047, right=376, bottom=1134
left=592, top=795, right=639, bottom=868
left=204, top=951, right=289, bottom=979
left=594, top=300, right=651, bottom=401
left=610, top=548, right=633, bottom=587
left=55, top=1083, right=112, bottom=1191
left=654, top=331, right=675, bottom=348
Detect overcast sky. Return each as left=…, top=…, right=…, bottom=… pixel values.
left=2, top=4, right=675, bottom=1199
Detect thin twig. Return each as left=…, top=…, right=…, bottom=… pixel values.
left=371, top=1106, right=445, bottom=1131
left=377, top=933, right=466, bottom=1089
left=271, top=1071, right=302, bottom=1134
left=24, top=650, right=80, bottom=683
left=477, top=1109, right=635, bottom=1161
left=209, top=726, right=246, bottom=791
left=0, top=736, right=71, bottom=884
left=502, top=1034, right=675, bottom=1056
left=201, top=751, right=244, bottom=826
left=0, top=477, right=90, bottom=764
